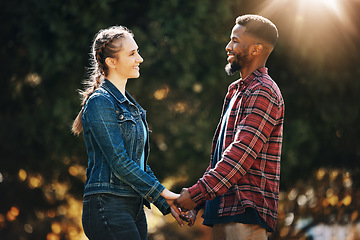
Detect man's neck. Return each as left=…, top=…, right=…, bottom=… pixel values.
left=240, top=63, right=265, bottom=79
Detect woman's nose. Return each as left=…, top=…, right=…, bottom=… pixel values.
left=137, top=55, right=144, bottom=63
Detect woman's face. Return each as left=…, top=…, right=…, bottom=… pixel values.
left=112, top=36, right=144, bottom=80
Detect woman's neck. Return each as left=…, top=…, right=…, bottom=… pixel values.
left=107, top=75, right=127, bottom=96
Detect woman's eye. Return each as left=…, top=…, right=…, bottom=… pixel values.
left=130, top=50, right=139, bottom=56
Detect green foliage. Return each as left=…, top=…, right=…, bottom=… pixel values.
left=128, top=0, right=236, bottom=186
left=1, top=0, right=360, bottom=238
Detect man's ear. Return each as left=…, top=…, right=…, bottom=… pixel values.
left=105, top=57, right=117, bottom=69
left=251, top=44, right=264, bottom=56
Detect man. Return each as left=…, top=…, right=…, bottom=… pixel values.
left=174, top=15, right=284, bottom=240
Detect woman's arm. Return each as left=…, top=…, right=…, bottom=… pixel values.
left=84, top=95, right=165, bottom=203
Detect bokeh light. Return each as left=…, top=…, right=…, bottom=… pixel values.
left=6, top=207, right=19, bottom=222
left=154, top=85, right=170, bottom=100
left=275, top=168, right=360, bottom=239
left=28, top=174, right=44, bottom=189
left=18, top=169, right=27, bottom=182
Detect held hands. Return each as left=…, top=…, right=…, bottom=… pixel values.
left=173, top=188, right=199, bottom=227
left=180, top=209, right=198, bottom=227
left=160, top=189, right=184, bottom=227
left=173, top=188, right=197, bottom=211
left=161, top=188, right=199, bottom=227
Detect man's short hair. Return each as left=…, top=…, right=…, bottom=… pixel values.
left=236, top=14, right=279, bottom=46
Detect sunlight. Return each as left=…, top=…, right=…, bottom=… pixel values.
left=320, top=0, right=342, bottom=16
left=258, top=0, right=348, bottom=23
left=296, top=0, right=346, bottom=21
left=257, top=0, right=358, bottom=55
left=258, top=0, right=356, bottom=31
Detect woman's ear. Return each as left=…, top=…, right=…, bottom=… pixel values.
left=105, top=57, right=117, bottom=69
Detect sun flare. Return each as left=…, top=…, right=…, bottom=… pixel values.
left=298, top=0, right=344, bottom=18
left=258, top=0, right=345, bottom=19
left=319, top=0, right=342, bottom=14
left=257, top=0, right=357, bottom=51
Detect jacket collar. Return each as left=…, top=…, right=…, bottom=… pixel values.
left=100, top=79, right=145, bottom=114
left=101, top=79, right=128, bottom=104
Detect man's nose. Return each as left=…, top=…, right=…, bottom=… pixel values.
left=225, top=42, right=232, bottom=52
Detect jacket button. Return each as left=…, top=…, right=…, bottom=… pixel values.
left=119, top=114, right=124, bottom=120
left=147, top=197, right=153, bottom=202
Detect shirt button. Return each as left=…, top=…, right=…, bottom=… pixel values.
left=147, top=197, right=153, bottom=202
left=119, top=114, right=124, bottom=120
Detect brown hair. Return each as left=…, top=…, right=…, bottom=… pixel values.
left=72, top=26, right=133, bottom=136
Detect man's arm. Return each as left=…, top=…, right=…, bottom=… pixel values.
left=179, top=85, right=283, bottom=206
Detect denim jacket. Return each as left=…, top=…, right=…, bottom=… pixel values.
left=82, top=79, right=170, bottom=215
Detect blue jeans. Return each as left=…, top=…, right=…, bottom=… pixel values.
left=82, top=194, right=147, bottom=240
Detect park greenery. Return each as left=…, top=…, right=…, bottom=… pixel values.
left=1, top=0, right=360, bottom=239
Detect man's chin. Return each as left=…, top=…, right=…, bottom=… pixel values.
left=225, top=63, right=239, bottom=76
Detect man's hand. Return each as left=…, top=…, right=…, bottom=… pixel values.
left=174, top=188, right=197, bottom=212
left=180, top=209, right=198, bottom=227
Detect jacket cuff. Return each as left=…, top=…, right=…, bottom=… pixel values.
left=144, top=182, right=165, bottom=203
left=153, top=196, right=171, bottom=215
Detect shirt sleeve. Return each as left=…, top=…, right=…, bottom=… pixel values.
left=84, top=94, right=165, bottom=203
left=189, top=84, right=282, bottom=203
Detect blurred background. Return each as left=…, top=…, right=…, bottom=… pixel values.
left=1, top=0, right=360, bottom=239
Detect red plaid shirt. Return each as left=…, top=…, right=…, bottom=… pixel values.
left=188, top=68, right=284, bottom=231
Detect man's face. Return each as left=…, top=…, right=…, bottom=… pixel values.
left=225, top=24, right=252, bottom=76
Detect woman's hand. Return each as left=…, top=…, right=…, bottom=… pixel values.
left=180, top=209, right=197, bottom=227
left=161, top=189, right=180, bottom=205
left=161, top=189, right=183, bottom=227
left=170, top=205, right=184, bottom=227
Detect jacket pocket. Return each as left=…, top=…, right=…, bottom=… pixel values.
left=117, top=111, right=136, bottom=139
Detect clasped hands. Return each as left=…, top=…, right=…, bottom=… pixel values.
left=162, top=188, right=198, bottom=227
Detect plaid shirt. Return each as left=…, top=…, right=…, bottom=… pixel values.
left=189, top=68, right=284, bottom=231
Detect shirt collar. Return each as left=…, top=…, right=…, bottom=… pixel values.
left=229, top=67, right=268, bottom=90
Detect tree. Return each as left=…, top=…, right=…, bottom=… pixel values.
left=1, top=0, right=360, bottom=239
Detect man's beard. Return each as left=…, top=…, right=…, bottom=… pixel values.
left=225, top=61, right=240, bottom=76
left=225, top=50, right=249, bottom=76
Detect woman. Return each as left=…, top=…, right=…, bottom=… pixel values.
left=72, top=26, right=182, bottom=240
